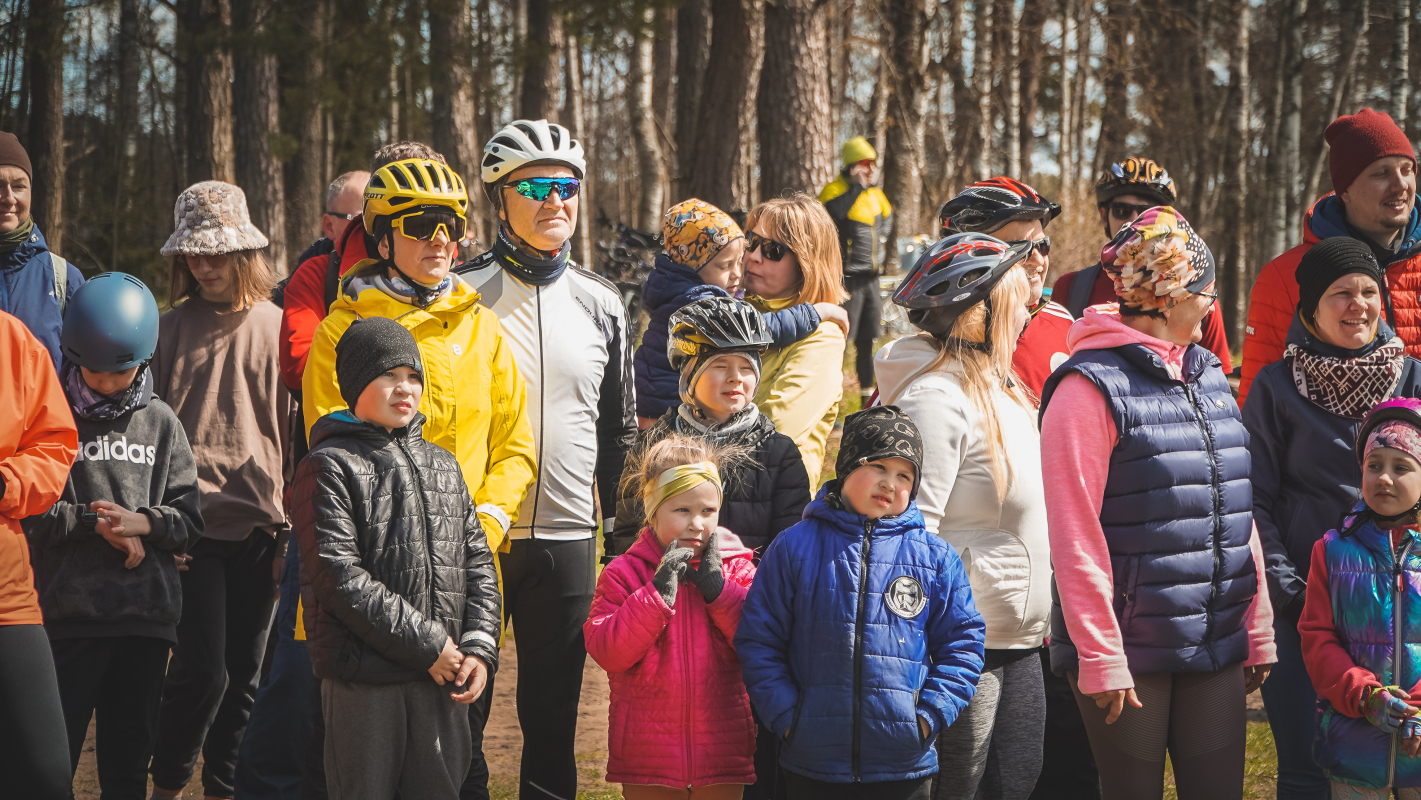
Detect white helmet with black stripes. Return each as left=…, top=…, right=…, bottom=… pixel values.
left=480, top=119, right=586, bottom=204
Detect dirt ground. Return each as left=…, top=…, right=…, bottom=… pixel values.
left=72, top=637, right=617, bottom=799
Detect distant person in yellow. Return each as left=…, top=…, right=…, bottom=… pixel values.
left=820, top=136, right=892, bottom=403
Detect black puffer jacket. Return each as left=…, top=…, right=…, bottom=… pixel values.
left=294, top=411, right=500, bottom=684
left=609, top=406, right=811, bottom=558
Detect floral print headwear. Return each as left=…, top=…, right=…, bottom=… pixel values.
left=1100, top=206, right=1216, bottom=313
left=662, top=198, right=744, bottom=270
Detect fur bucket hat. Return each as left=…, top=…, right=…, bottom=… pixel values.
left=160, top=181, right=269, bottom=257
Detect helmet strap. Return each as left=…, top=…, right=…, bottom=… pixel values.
left=499, top=218, right=565, bottom=261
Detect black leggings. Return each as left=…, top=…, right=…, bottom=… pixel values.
left=0, top=624, right=73, bottom=800
left=842, top=274, right=882, bottom=391
left=1070, top=665, right=1246, bottom=800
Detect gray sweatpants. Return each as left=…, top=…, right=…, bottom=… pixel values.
left=322, top=678, right=471, bottom=800
left=933, top=650, right=1046, bottom=800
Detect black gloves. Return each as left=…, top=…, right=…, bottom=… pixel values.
left=652, top=540, right=696, bottom=607
left=1280, top=589, right=1306, bottom=625
left=685, top=530, right=725, bottom=603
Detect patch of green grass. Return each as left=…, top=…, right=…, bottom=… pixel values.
left=1162, top=721, right=1277, bottom=799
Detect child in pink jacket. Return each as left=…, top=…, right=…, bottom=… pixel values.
left=585, top=434, right=757, bottom=797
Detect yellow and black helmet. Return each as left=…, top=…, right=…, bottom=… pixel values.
left=363, top=158, right=469, bottom=234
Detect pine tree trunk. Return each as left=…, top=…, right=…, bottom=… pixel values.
left=286, top=0, right=326, bottom=249
left=1019, top=0, right=1046, bottom=185
left=563, top=34, right=592, bottom=267
left=688, top=0, right=764, bottom=211
left=972, top=0, right=992, bottom=180
left=1278, top=0, right=1307, bottom=243
left=1096, top=0, right=1130, bottom=164
left=1395, top=0, right=1412, bottom=125
left=27, top=0, right=65, bottom=253
left=520, top=0, right=563, bottom=121
left=1222, top=0, right=1250, bottom=348
left=948, top=0, right=973, bottom=189
left=630, top=7, right=666, bottom=230
left=759, top=0, right=833, bottom=198
left=430, top=0, right=480, bottom=251
left=1305, top=0, right=1368, bottom=204
left=882, top=0, right=932, bottom=262
left=674, top=0, right=712, bottom=199
left=994, top=0, right=1019, bottom=177
left=183, top=0, right=235, bottom=183
left=113, top=0, right=144, bottom=269
left=233, top=0, right=286, bottom=272
left=1057, top=0, right=1074, bottom=201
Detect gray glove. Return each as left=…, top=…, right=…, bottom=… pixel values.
left=652, top=540, right=695, bottom=607
left=685, top=530, right=725, bottom=603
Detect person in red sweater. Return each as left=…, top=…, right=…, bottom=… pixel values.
left=1240, top=108, right=1421, bottom=405
left=1053, top=157, right=1233, bottom=376
left=936, top=177, right=1073, bottom=398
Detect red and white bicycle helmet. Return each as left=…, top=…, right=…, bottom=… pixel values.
left=938, top=177, right=1062, bottom=237
left=892, top=233, right=1033, bottom=341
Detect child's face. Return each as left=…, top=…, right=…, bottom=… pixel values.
left=353, top=366, right=424, bottom=432
left=651, top=481, right=721, bottom=557
left=80, top=365, right=140, bottom=397
left=697, top=238, right=745, bottom=294
left=1364, top=446, right=1421, bottom=520
left=691, top=354, right=757, bottom=422
left=840, top=457, right=915, bottom=520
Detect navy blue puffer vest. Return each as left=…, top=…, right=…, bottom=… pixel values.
left=1040, top=341, right=1257, bottom=676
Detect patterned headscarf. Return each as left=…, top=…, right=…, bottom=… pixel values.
left=1100, top=206, right=1216, bottom=313
left=662, top=199, right=744, bottom=270
left=1366, top=420, right=1421, bottom=465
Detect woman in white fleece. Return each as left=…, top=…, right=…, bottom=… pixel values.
left=876, top=234, right=1050, bottom=800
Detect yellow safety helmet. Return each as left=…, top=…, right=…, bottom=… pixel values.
left=363, top=158, right=469, bottom=234
left=842, top=136, right=877, bottom=167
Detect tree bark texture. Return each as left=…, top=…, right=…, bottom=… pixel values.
left=972, top=0, right=992, bottom=181
left=233, top=0, right=287, bottom=272
left=1018, top=0, right=1046, bottom=184
left=1394, top=0, right=1412, bottom=125
left=183, top=0, right=235, bottom=184
left=1306, top=0, right=1368, bottom=204
left=883, top=0, right=932, bottom=257
left=27, top=0, right=66, bottom=254
left=1277, top=0, right=1307, bottom=246
left=430, top=0, right=482, bottom=249
left=520, top=0, right=563, bottom=121
left=1222, top=0, right=1250, bottom=348
left=563, top=34, right=592, bottom=268
left=992, top=0, right=1019, bottom=177
left=630, top=7, right=666, bottom=230
left=113, top=0, right=145, bottom=270
left=688, top=0, right=764, bottom=211
left=1096, top=0, right=1130, bottom=166
left=759, top=0, right=833, bottom=199
left=1057, top=0, right=1074, bottom=201
left=675, top=0, right=712, bottom=199
left=287, top=0, right=326, bottom=250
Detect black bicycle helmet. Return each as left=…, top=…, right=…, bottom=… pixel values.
left=667, top=296, right=773, bottom=373
left=892, top=233, right=1033, bottom=342
left=938, top=177, right=1062, bottom=237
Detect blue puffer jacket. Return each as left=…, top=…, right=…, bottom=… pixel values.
left=1244, top=316, right=1421, bottom=615
left=633, top=254, right=822, bottom=419
left=735, top=484, right=985, bottom=783
left=1041, top=341, right=1258, bottom=677
left=1312, top=507, right=1421, bottom=789
left=0, top=225, right=84, bottom=369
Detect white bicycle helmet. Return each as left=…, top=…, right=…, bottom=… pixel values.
left=481, top=120, right=586, bottom=198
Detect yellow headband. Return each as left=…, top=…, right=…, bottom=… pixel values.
left=643, top=461, right=722, bottom=520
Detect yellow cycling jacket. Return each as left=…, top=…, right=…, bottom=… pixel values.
left=819, top=174, right=892, bottom=278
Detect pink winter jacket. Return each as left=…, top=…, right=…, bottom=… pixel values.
left=584, top=527, right=758, bottom=788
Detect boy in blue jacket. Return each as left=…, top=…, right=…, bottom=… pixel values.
left=634, top=198, right=849, bottom=425
left=736, top=406, right=985, bottom=798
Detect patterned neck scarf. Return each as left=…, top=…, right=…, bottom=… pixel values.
left=1284, top=336, right=1405, bottom=419
left=675, top=403, right=761, bottom=439
left=61, top=360, right=151, bottom=421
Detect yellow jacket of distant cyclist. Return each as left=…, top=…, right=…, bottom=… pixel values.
left=302, top=266, right=538, bottom=561
left=819, top=173, right=892, bottom=277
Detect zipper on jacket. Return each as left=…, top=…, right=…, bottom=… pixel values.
left=851, top=518, right=874, bottom=782
left=395, top=436, right=437, bottom=609
left=682, top=596, right=694, bottom=780
left=1390, top=536, right=1414, bottom=788
left=529, top=285, right=545, bottom=541
left=1183, top=382, right=1225, bottom=667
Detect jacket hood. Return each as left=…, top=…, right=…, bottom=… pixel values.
left=644, top=254, right=717, bottom=312
left=1066, top=305, right=1192, bottom=379
left=332, top=267, right=482, bottom=319
left=308, top=409, right=428, bottom=450
left=1306, top=193, right=1421, bottom=264
left=625, top=525, right=756, bottom=568
left=873, top=334, right=954, bottom=406
left=1285, top=312, right=1400, bottom=360
left=803, top=482, right=926, bottom=539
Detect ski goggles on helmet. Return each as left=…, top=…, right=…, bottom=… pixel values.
left=505, top=177, right=581, bottom=202
left=391, top=209, right=467, bottom=243
left=746, top=231, right=793, bottom=262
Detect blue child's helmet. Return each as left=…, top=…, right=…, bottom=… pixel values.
left=61, top=272, right=160, bottom=371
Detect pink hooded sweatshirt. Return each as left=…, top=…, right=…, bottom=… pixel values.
left=1040, top=306, right=1277, bottom=695
left=585, top=527, right=758, bottom=788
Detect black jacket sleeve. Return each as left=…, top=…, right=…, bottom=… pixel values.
left=459, top=501, right=502, bottom=670
left=143, top=421, right=203, bottom=553
left=21, top=492, right=87, bottom=547
left=767, top=436, right=812, bottom=545
left=596, top=299, right=638, bottom=525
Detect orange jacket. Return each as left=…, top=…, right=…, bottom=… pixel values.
left=0, top=310, right=77, bottom=624
left=1240, top=194, right=1421, bottom=404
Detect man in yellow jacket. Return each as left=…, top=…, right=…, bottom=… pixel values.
left=301, top=157, right=537, bottom=790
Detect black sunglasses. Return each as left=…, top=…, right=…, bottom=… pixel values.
left=1010, top=236, right=1051, bottom=257
left=746, top=231, right=792, bottom=262
left=1108, top=201, right=1154, bottom=221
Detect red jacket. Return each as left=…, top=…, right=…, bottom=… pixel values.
left=1013, top=300, right=1073, bottom=398
left=1240, top=194, right=1421, bottom=405
left=1053, top=266, right=1233, bottom=374
left=278, top=218, right=371, bottom=391
left=0, top=311, right=77, bottom=625
left=585, top=528, right=757, bottom=788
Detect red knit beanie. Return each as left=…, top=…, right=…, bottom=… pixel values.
left=0, top=132, right=31, bottom=180
left=1325, top=108, right=1416, bottom=194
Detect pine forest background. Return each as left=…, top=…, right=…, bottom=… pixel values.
left=3, top=0, right=1415, bottom=349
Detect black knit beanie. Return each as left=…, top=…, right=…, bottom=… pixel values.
left=335, top=317, right=424, bottom=412
left=836, top=406, right=925, bottom=497
left=1295, top=237, right=1384, bottom=324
